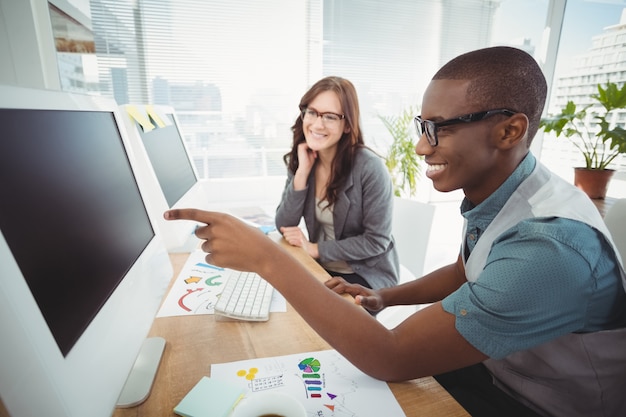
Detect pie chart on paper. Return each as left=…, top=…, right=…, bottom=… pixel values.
left=298, top=357, right=321, bottom=373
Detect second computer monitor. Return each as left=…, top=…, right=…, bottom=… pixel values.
left=119, top=104, right=208, bottom=252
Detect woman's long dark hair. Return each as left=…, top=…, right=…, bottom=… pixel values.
left=283, top=76, right=365, bottom=208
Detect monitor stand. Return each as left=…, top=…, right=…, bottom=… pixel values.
left=116, top=337, right=166, bottom=408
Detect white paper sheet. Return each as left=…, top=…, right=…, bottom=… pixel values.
left=211, top=349, right=406, bottom=417
left=156, top=249, right=286, bottom=318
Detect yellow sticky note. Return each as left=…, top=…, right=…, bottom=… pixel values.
left=173, top=376, right=246, bottom=417
left=146, top=105, right=167, bottom=128
left=126, top=105, right=155, bottom=132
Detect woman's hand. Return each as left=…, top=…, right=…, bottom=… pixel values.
left=296, top=142, right=317, bottom=175
left=292, top=143, right=317, bottom=191
left=279, top=226, right=307, bottom=247
left=279, top=226, right=319, bottom=258
left=324, top=277, right=385, bottom=312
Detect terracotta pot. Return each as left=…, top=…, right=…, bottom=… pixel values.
left=574, top=168, right=615, bottom=199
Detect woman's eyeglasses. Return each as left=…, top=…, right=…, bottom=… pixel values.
left=301, top=107, right=345, bottom=126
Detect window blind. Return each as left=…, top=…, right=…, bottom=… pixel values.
left=55, top=0, right=553, bottom=181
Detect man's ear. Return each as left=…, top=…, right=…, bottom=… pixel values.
left=495, top=113, right=528, bottom=150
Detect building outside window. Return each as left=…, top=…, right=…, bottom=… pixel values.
left=542, top=3, right=626, bottom=187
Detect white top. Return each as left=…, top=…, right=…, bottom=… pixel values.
left=315, top=198, right=353, bottom=274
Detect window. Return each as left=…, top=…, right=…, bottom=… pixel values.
left=542, top=0, right=626, bottom=180
left=53, top=0, right=550, bottom=183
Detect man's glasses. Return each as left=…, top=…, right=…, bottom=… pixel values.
left=414, top=109, right=516, bottom=147
left=301, top=107, right=345, bottom=126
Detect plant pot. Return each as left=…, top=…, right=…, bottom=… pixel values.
left=574, top=168, right=615, bottom=199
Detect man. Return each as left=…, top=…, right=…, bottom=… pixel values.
left=165, top=46, right=626, bottom=416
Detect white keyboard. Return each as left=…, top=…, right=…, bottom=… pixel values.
left=214, top=270, right=274, bottom=321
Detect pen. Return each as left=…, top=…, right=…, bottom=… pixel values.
left=196, top=262, right=224, bottom=271
left=226, top=393, right=245, bottom=417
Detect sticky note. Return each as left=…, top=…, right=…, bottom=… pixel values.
left=126, top=105, right=155, bottom=132
left=146, top=105, right=168, bottom=128
left=174, top=376, right=246, bottom=417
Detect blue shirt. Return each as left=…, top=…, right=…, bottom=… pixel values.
left=442, top=153, right=626, bottom=359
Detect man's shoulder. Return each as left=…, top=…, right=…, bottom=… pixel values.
left=501, top=216, right=605, bottom=262
left=497, top=217, right=598, bottom=246
left=516, top=216, right=597, bottom=237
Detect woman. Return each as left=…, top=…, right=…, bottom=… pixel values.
left=275, top=76, right=399, bottom=290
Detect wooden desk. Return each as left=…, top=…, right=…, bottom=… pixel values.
left=0, top=236, right=466, bottom=417
left=110, top=235, right=467, bottom=417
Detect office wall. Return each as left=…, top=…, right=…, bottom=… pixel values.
left=203, top=176, right=287, bottom=212
left=0, top=0, right=60, bottom=89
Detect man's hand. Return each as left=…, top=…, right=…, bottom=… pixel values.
left=324, top=276, right=385, bottom=312
left=164, top=209, right=273, bottom=274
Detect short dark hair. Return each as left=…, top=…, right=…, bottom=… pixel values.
left=433, top=46, right=547, bottom=145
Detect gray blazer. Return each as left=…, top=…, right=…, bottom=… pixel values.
left=275, top=147, right=399, bottom=289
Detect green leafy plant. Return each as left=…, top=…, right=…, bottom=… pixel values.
left=379, top=106, right=423, bottom=197
left=539, top=81, right=626, bottom=170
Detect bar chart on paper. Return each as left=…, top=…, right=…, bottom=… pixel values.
left=211, top=349, right=406, bottom=417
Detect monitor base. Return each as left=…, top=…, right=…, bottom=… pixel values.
left=116, top=337, right=166, bottom=408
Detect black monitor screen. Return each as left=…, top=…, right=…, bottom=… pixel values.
left=137, top=115, right=197, bottom=207
left=0, top=109, right=155, bottom=356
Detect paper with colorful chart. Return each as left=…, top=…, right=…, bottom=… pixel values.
left=211, top=349, right=406, bottom=417
left=156, top=249, right=286, bottom=317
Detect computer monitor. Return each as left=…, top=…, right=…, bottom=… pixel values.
left=0, top=85, right=173, bottom=417
left=118, top=104, right=208, bottom=252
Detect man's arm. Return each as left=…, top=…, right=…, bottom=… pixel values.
left=381, top=254, right=466, bottom=305
left=164, top=209, right=487, bottom=381
left=325, top=254, right=466, bottom=311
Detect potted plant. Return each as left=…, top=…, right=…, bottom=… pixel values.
left=378, top=106, right=423, bottom=197
left=539, top=81, right=626, bottom=199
